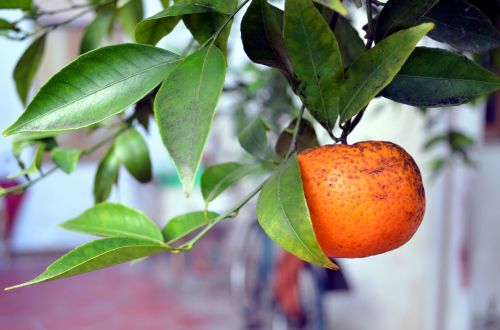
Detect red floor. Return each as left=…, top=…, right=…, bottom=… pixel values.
left=0, top=253, right=240, bottom=330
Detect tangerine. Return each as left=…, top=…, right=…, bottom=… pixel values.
left=297, top=141, right=425, bottom=258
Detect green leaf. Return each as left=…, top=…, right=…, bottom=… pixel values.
left=0, top=18, right=16, bottom=29
left=154, top=45, right=226, bottom=196
left=284, top=0, right=343, bottom=132
left=173, top=0, right=236, bottom=15
left=339, top=23, right=434, bottom=122
left=374, top=0, right=438, bottom=42
left=7, top=143, right=44, bottom=179
left=381, top=47, right=500, bottom=107
left=80, top=9, right=115, bottom=54
left=135, top=4, right=209, bottom=45
left=114, top=128, right=152, bottom=183
left=118, top=0, right=144, bottom=38
left=275, top=118, right=319, bottom=158
left=162, top=211, right=218, bottom=243
left=201, top=162, right=261, bottom=203
left=241, top=0, right=293, bottom=82
left=3, top=44, right=180, bottom=136
left=333, top=16, right=365, bottom=67
left=256, top=156, right=338, bottom=269
left=94, top=146, right=120, bottom=203
left=238, top=117, right=278, bottom=161
left=422, top=0, right=500, bottom=53
left=50, top=147, right=82, bottom=174
left=5, top=237, right=168, bottom=290
left=0, top=0, right=31, bottom=10
left=13, top=34, right=46, bottom=105
left=312, top=0, right=347, bottom=16
left=61, top=203, right=164, bottom=243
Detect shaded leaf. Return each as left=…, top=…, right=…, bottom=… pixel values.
left=50, top=147, right=82, bottom=174
left=118, top=0, right=143, bottom=38
left=422, top=0, right=500, bottom=52
left=3, top=44, right=180, bottom=136
left=80, top=9, right=115, bottom=54
left=61, top=203, right=163, bottom=243
left=13, top=34, right=46, bottom=105
left=275, top=118, right=319, bottom=158
left=7, top=143, right=44, bottom=179
left=5, top=237, right=168, bottom=290
left=381, top=47, right=500, bottom=107
left=284, top=0, right=343, bottom=132
left=256, top=156, right=338, bottom=269
left=154, top=45, right=226, bottom=196
left=374, top=0, right=438, bottom=42
left=241, top=0, right=293, bottom=82
left=312, top=0, right=347, bottom=16
left=173, top=0, right=236, bottom=15
left=135, top=4, right=209, bottom=45
left=339, top=23, right=434, bottom=122
left=201, top=162, right=261, bottom=203
left=94, top=146, right=120, bottom=203
left=114, top=128, right=152, bottom=183
left=238, top=117, right=277, bottom=161
left=333, top=16, right=365, bottom=67
left=162, top=211, right=218, bottom=243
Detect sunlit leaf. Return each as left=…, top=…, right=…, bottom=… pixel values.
left=312, top=0, right=347, bottom=16
left=162, top=211, right=218, bottom=243
left=50, top=147, right=82, bottom=174
left=0, top=0, right=32, bottom=10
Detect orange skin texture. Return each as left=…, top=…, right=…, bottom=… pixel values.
left=297, top=141, right=426, bottom=258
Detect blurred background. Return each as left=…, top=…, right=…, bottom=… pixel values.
left=1, top=1, right=499, bottom=329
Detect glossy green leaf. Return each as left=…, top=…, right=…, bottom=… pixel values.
left=114, top=128, right=152, bottom=183
left=422, top=0, right=500, bottom=52
left=339, top=23, right=434, bottom=122
left=154, top=45, right=226, bottom=196
left=173, top=0, right=236, bottom=15
left=374, top=0, right=438, bottom=42
left=135, top=4, right=209, bottom=45
left=381, top=47, right=500, bottom=107
left=61, top=203, right=164, bottom=243
left=5, top=237, right=168, bottom=290
left=333, top=16, right=365, bottom=67
left=118, top=0, right=143, bottom=38
left=7, top=143, right=44, bottom=179
left=94, top=146, right=120, bottom=203
left=256, top=156, right=338, bottom=269
left=275, top=118, right=319, bottom=158
left=50, top=147, right=82, bottom=174
left=201, top=162, right=261, bottom=203
left=80, top=9, right=114, bottom=54
left=162, top=211, right=218, bottom=243
left=312, top=0, right=347, bottom=16
left=3, top=44, right=180, bottom=136
left=13, top=34, right=46, bottom=105
left=0, top=0, right=31, bottom=9
left=241, top=0, right=293, bottom=82
left=284, top=0, right=343, bottom=132
left=238, top=117, right=278, bottom=161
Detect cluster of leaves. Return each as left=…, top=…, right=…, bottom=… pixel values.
left=1, top=0, right=499, bottom=289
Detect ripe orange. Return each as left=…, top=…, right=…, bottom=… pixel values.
left=297, top=141, right=425, bottom=258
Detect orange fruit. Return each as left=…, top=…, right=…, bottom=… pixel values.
left=297, top=141, right=425, bottom=258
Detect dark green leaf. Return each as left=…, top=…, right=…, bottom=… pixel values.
left=154, top=45, right=226, bottom=196
left=201, top=162, right=261, bottom=203
left=284, top=0, right=343, bottom=132
left=162, top=211, right=218, bottom=243
left=94, top=146, right=120, bottom=203
left=13, top=34, right=46, bottom=105
left=80, top=9, right=115, bottom=54
left=118, top=0, right=144, bottom=38
left=0, top=18, right=16, bottom=29
left=238, top=117, right=278, bottom=161
left=256, top=156, right=338, bottom=269
left=374, top=0, right=438, bottom=42
left=423, top=133, right=446, bottom=150
left=5, top=237, right=169, bottom=290
left=135, top=4, right=209, bottom=45
left=3, top=44, right=180, bottom=136
left=0, top=0, right=31, bottom=10
left=449, top=130, right=474, bottom=150
left=312, top=0, right=347, bottom=16
left=241, top=0, right=293, bottom=81
left=173, top=0, right=236, bottom=15
left=339, top=23, right=434, bottom=122
left=114, top=128, right=152, bottom=183
left=333, top=16, right=365, bottom=67
left=422, top=0, right=500, bottom=52
left=275, top=118, right=319, bottom=158
left=61, top=203, right=164, bottom=243
left=50, top=147, right=82, bottom=174
left=381, top=47, right=500, bottom=107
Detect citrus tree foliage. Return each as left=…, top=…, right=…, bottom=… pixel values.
left=1, top=0, right=499, bottom=289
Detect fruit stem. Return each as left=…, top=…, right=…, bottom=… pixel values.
left=285, top=104, right=306, bottom=159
